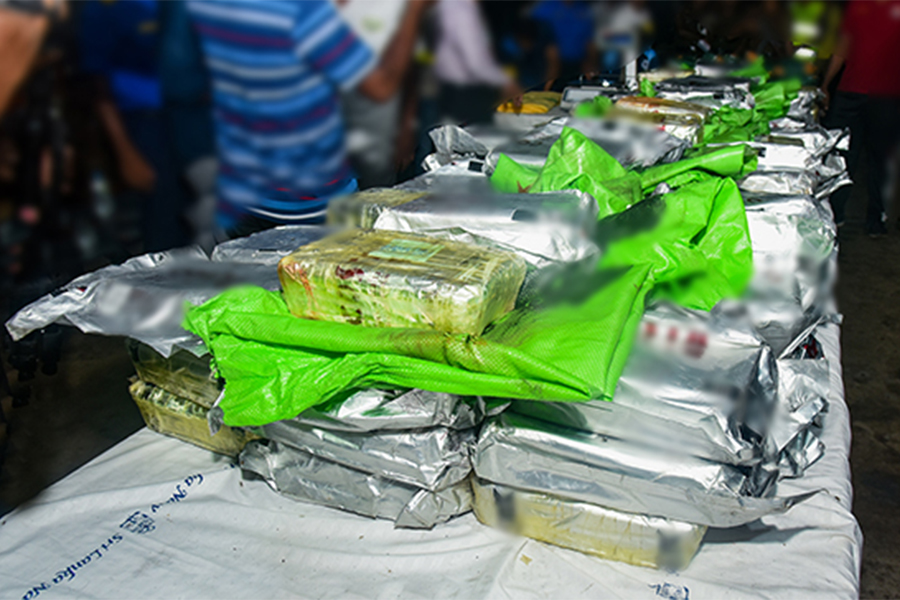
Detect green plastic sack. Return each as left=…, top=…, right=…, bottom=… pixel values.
left=491, top=127, right=756, bottom=218
left=639, top=78, right=657, bottom=97
left=731, top=56, right=769, bottom=84
left=699, top=106, right=770, bottom=145
left=573, top=95, right=613, bottom=118
left=751, top=79, right=801, bottom=120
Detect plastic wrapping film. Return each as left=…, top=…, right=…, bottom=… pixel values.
left=472, top=411, right=817, bottom=528
left=127, top=339, right=220, bottom=408
left=210, top=225, right=334, bottom=265
left=471, top=478, right=707, bottom=570
left=606, top=108, right=705, bottom=144
left=325, top=188, right=428, bottom=228
left=372, top=190, right=599, bottom=268
left=613, top=96, right=714, bottom=121
left=240, top=439, right=472, bottom=529
left=5, top=248, right=280, bottom=357
left=512, top=302, right=773, bottom=466
left=128, top=379, right=254, bottom=457
left=638, top=69, right=695, bottom=84
left=484, top=117, right=688, bottom=174
left=256, top=420, right=475, bottom=491
left=277, top=229, right=527, bottom=336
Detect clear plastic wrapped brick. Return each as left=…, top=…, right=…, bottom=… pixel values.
left=471, top=478, right=707, bottom=570
left=278, top=229, right=527, bottom=335
left=325, top=188, right=427, bottom=228
left=128, top=379, right=254, bottom=457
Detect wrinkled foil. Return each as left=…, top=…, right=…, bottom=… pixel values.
left=471, top=478, right=707, bottom=570
left=127, top=339, right=220, bottom=408
left=655, top=75, right=753, bottom=95
left=5, top=248, right=279, bottom=357
left=493, top=106, right=568, bottom=133
left=373, top=191, right=599, bottom=267
left=472, top=412, right=816, bottom=527
left=744, top=194, right=837, bottom=314
left=296, top=389, right=485, bottom=433
left=240, top=440, right=472, bottom=529
left=210, top=225, right=333, bottom=265
left=395, top=160, right=494, bottom=195
left=654, top=76, right=754, bottom=111
left=766, top=124, right=849, bottom=158
left=258, top=420, right=475, bottom=491
left=428, top=125, right=491, bottom=168
left=512, top=302, right=773, bottom=466
left=765, top=357, right=829, bottom=461
left=739, top=171, right=817, bottom=196
left=485, top=117, right=687, bottom=174
left=785, top=88, right=823, bottom=124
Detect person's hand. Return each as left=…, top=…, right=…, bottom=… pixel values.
left=120, top=148, right=156, bottom=192
left=501, top=81, right=524, bottom=111
left=821, top=88, right=831, bottom=115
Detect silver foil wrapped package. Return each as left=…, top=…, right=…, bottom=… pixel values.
left=485, top=117, right=688, bottom=174
left=473, top=412, right=815, bottom=527
left=512, top=303, right=774, bottom=466
left=743, top=194, right=837, bottom=355
left=395, top=160, right=494, bottom=195
left=655, top=75, right=754, bottom=110
left=764, top=357, right=829, bottom=465
left=766, top=124, right=849, bottom=158
left=258, top=420, right=475, bottom=491
left=785, top=88, right=823, bottom=124
left=739, top=171, right=817, bottom=196
left=240, top=440, right=472, bottom=529
left=5, top=248, right=279, bottom=357
left=210, top=225, right=333, bottom=265
left=559, top=83, right=637, bottom=110
left=372, top=190, right=599, bottom=268
left=295, top=389, right=485, bottom=433
left=471, top=478, right=707, bottom=570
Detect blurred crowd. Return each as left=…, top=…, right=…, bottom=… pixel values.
left=0, top=0, right=898, bottom=319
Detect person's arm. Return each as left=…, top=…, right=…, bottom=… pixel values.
left=357, top=0, right=430, bottom=102
left=0, top=7, right=50, bottom=117
left=95, top=80, right=155, bottom=191
left=821, top=32, right=849, bottom=112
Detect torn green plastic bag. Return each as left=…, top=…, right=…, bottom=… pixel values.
left=699, top=106, right=770, bottom=145
left=184, top=176, right=752, bottom=427
left=751, top=79, right=801, bottom=120
left=573, top=95, right=613, bottom=118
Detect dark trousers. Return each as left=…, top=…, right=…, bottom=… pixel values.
left=438, top=83, right=499, bottom=126
left=823, top=92, right=900, bottom=230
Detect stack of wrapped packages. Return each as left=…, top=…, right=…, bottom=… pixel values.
left=4, top=64, right=847, bottom=571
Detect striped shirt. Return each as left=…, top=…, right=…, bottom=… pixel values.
left=187, top=0, right=376, bottom=228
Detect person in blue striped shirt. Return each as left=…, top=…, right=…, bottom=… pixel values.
left=187, top=0, right=428, bottom=237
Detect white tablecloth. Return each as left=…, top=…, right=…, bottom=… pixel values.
left=0, top=323, right=860, bottom=600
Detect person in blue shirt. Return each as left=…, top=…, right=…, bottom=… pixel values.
left=80, top=0, right=191, bottom=253
left=532, top=0, right=596, bottom=90
left=187, top=0, right=428, bottom=237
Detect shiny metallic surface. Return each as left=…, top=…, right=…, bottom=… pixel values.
left=240, top=440, right=472, bottom=528
left=5, top=248, right=279, bottom=357
left=373, top=191, right=599, bottom=267
left=297, top=389, right=484, bottom=432
left=767, top=124, right=849, bottom=158
left=739, top=171, right=816, bottom=196
left=395, top=160, right=494, bottom=194
left=511, top=302, right=772, bottom=466
left=472, top=412, right=816, bottom=527
left=258, top=420, right=475, bottom=491
left=210, top=225, right=333, bottom=265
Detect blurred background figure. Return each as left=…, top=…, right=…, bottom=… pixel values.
left=187, top=0, right=427, bottom=237
left=80, top=0, right=191, bottom=253
left=498, top=13, right=556, bottom=92
left=593, top=0, right=653, bottom=80
left=531, top=0, right=595, bottom=90
left=339, top=0, right=408, bottom=189
left=434, top=0, right=521, bottom=125
left=821, top=0, right=900, bottom=235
